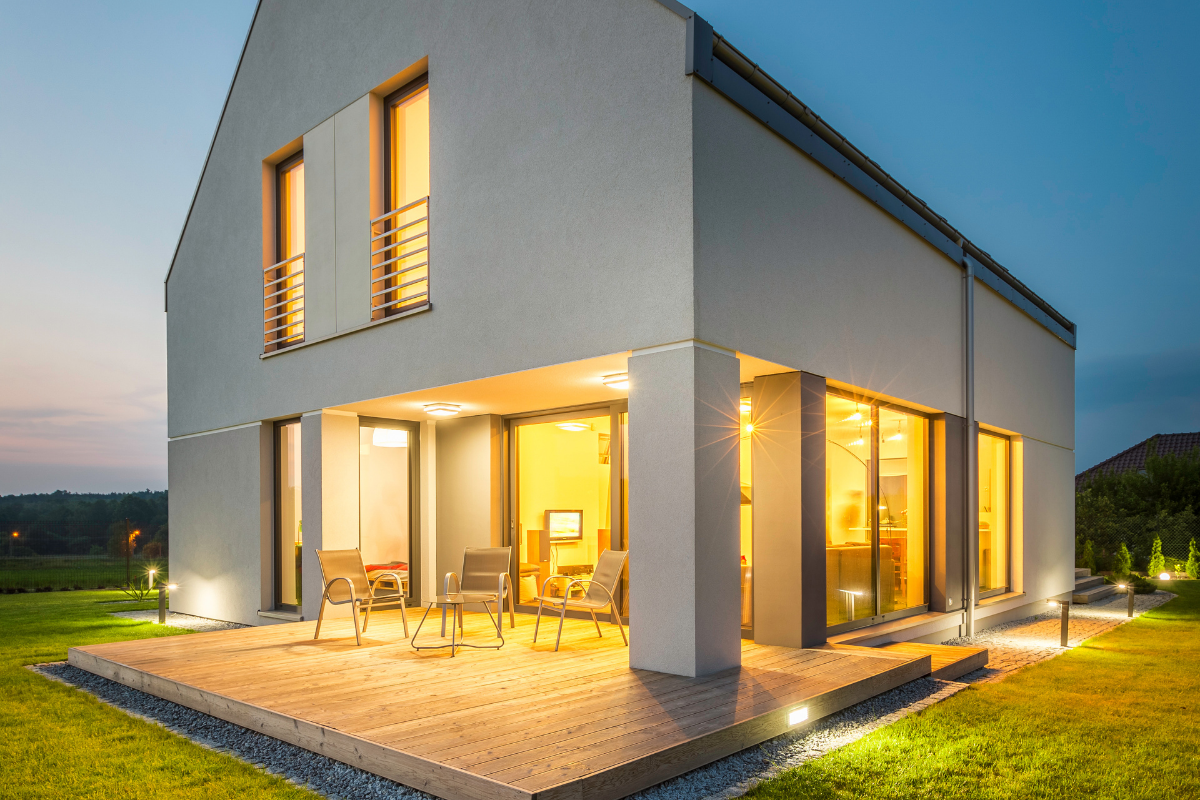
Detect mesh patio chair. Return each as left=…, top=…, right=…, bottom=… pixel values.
left=441, top=546, right=516, bottom=636
left=534, top=549, right=628, bottom=651
left=314, top=548, right=409, bottom=646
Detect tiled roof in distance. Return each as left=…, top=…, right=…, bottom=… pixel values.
left=1076, top=431, right=1200, bottom=489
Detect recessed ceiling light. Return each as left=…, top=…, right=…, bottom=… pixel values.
left=601, top=373, right=629, bottom=390
left=424, top=403, right=460, bottom=417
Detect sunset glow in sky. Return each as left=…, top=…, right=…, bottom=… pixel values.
left=0, top=0, right=1196, bottom=493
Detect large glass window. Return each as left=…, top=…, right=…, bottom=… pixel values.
left=740, top=395, right=753, bottom=629
left=265, top=152, right=305, bottom=352
left=514, top=412, right=614, bottom=610
left=978, top=432, right=1010, bottom=596
left=826, top=393, right=928, bottom=629
left=372, top=78, right=430, bottom=320
left=275, top=420, right=303, bottom=609
left=359, top=423, right=414, bottom=594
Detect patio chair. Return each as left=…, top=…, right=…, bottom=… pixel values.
left=534, top=548, right=628, bottom=651
left=314, top=548, right=409, bottom=646
left=441, top=546, right=516, bottom=636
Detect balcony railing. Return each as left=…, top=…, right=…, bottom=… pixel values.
left=263, top=252, right=305, bottom=352
left=370, top=196, right=429, bottom=321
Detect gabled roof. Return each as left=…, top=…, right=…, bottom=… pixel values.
left=1076, top=432, right=1200, bottom=489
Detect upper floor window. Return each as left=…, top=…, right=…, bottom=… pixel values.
left=264, top=152, right=305, bottom=352
left=371, top=77, right=430, bottom=321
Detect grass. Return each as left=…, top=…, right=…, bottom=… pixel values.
left=0, top=590, right=317, bottom=799
left=748, top=581, right=1200, bottom=800
left=0, top=556, right=167, bottom=591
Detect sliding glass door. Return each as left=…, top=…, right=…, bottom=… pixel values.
left=826, top=392, right=929, bottom=631
left=274, top=419, right=303, bottom=610
left=359, top=420, right=418, bottom=598
left=978, top=431, right=1010, bottom=597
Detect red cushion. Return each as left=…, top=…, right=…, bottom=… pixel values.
left=365, top=561, right=408, bottom=573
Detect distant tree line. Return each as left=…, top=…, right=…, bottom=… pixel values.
left=0, top=490, right=168, bottom=558
left=1076, top=443, right=1200, bottom=573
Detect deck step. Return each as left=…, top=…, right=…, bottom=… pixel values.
left=1073, top=583, right=1118, bottom=603
left=1074, top=567, right=1091, bottom=578
left=874, top=642, right=989, bottom=681
left=1074, top=574, right=1106, bottom=591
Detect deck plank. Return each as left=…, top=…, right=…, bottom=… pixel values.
left=69, top=608, right=928, bottom=800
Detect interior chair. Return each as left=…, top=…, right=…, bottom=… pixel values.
left=441, top=546, right=516, bottom=636
left=534, top=548, right=628, bottom=651
left=314, top=548, right=409, bottom=645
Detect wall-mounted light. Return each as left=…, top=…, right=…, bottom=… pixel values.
left=788, top=707, right=809, bottom=726
left=557, top=422, right=592, bottom=432
left=424, top=403, right=460, bottom=417
left=601, top=373, right=629, bottom=390
left=745, top=424, right=754, bottom=434
left=371, top=428, right=409, bottom=447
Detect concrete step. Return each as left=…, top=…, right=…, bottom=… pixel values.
left=1073, top=583, right=1118, bottom=604
left=1074, top=567, right=1091, bottom=578
left=1074, top=574, right=1106, bottom=591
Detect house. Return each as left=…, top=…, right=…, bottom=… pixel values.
left=164, top=0, right=1076, bottom=680
left=1076, top=432, right=1200, bottom=490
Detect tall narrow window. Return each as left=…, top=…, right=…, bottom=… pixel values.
left=826, top=392, right=929, bottom=630
left=978, top=432, right=1010, bottom=596
left=359, top=423, right=415, bottom=596
left=264, top=152, right=305, bottom=352
left=275, top=419, right=303, bottom=609
left=739, top=395, right=753, bottom=629
left=371, top=77, right=430, bottom=320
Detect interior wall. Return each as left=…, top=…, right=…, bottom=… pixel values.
left=434, top=414, right=502, bottom=591
left=691, top=80, right=965, bottom=415
left=167, top=424, right=267, bottom=626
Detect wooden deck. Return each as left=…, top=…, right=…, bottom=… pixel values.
left=69, top=608, right=930, bottom=800
left=823, top=641, right=988, bottom=682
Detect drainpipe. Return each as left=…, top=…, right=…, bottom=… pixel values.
left=963, top=255, right=978, bottom=636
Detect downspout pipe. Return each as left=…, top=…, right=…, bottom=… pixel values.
left=710, top=34, right=1074, bottom=339
left=964, top=256, right=978, bottom=636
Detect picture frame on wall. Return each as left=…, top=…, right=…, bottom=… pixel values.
left=545, top=509, right=584, bottom=542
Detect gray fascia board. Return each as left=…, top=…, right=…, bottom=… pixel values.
left=694, top=21, right=1077, bottom=349
left=654, top=0, right=695, bottom=19
left=162, top=0, right=263, bottom=311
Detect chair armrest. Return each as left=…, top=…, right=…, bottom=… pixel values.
left=558, top=578, right=616, bottom=607
left=369, top=572, right=407, bottom=598
left=323, top=576, right=357, bottom=605
left=444, top=571, right=460, bottom=595
left=539, top=574, right=576, bottom=597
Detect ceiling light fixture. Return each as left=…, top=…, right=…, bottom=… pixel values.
left=740, top=400, right=752, bottom=413
left=601, top=373, right=629, bottom=390
left=372, top=428, right=409, bottom=447
left=849, top=438, right=864, bottom=447
left=424, top=403, right=460, bottom=417
left=556, top=422, right=593, bottom=432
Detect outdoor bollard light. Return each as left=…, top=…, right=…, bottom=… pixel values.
left=1057, top=599, right=1070, bottom=647
left=1119, top=584, right=1135, bottom=618
left=157, top=581, right=168, bottom=624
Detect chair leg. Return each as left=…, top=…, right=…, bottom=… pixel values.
left=351, top=600, right=363, bottom=646
left=400, top=592, right=409, bottom=638
left=590, top=608, right=602, bottom=638
left=554, top=604, right=567, bottom=652
left=533, top=600, right=544, bottom=643
left=616, top=610, right=628, bottom=646
left=314, top=593, right=327, bottom=640
left=362, top=600, right=372, bottom=632
left=441, top=606, right=447, bottom=637
left=506, top=574, right=516, bottom=629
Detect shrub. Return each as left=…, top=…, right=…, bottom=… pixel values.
left=88, top=545, right=105, bottom=556
left=1148, top=536, right=1166, bottom=576
left=1115, top=543, right=1133, bottom=576
left=1078, top=539, right=1097, bottom=573
left=141, top=541, right=163, bottom=559
left=1188, top=539, right=1199, bottom=580
left=1128, top=573, right=1157, bottom=594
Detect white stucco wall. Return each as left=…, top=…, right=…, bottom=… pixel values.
left=166, top=0, right=695, bottom=439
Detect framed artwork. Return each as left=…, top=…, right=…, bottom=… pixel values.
left=545, top=509, right=584, bottom=542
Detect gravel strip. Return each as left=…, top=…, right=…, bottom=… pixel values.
left=32, top=662, right=435, bottom=800
left=109, top=609, right=249, bottom=632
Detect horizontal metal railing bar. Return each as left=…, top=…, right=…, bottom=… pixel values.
left=370, top=260, right=429, bottom=285
left=264, top=283, right=304, bottom=303
left=264, top=296, right=303, bottom=315
left=263, top=253, right=305, bottom=273
left=373, top=292, right=429, bottom=312
left=264, top=318, right=304, bottom=335
left=370, top=196, right=429, bottom=226
left=266, top=332, right=304, bottom=348
left=264, top=268, right=303, bottom=288
left=263, top=307, right=305, bottom=324
left=370, top=228, right=428, bottom=252
left=370, top=215, right=428, bottom=241
left=369, top=248, right=428, bottom=272
left=369, top=275, right=427, bottom=299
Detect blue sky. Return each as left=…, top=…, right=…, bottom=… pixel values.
left=0, top=0, right=1195, bottom=493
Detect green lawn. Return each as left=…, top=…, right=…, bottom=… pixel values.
left=0, top=591, right=316, bottom=800
left=0, top=556, right=167, bottom=591
left=748, top=581, right=1200, bottom=800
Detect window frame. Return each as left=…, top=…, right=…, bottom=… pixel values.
left=382, top=74, right=430, bottom=214
left=824, top=387, right=934, bottom=636
left=273, top=417, right=303, bottom=612
left=357, top=416, right=422, bottom=601
left=275, top=150, right=304, bottom=263
left=977, top=429, right=1012, bottom=600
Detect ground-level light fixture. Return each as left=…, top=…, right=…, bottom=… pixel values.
left=1118, top=584, right=1135, bottom=618
left=788, top=707, right=809, bottom=726
left=158, top=582, right=178, bottom=624
left=601, top=373, right=629, bottom=390
left=1158, top=572, right=1171, bottom=581
left=557, top=421, right=593, bottom=432
left=371, top=428, right=409, bottom=447
left=423, top=403, right=460, bottom=417
left=1049, top=599, right=1071, bottom=647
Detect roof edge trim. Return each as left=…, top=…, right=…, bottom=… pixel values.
left=162, top=0, right=263, bottom=312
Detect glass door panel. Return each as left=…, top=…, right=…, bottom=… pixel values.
left=825, top=395, right=876, bottom=626
left=359, top=426, right=412, bottom=591
left=878, top=408, right=927, bottom=613
left=275, top=420, right=303, bottom=609
left=740, top=396, right=753, bottom=628
left=514, top=412, right=613, bottom=609
left=978, top=433, right=1010, bottom=594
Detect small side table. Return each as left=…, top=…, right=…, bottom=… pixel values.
left=410, top=593, right=504, bottom=656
